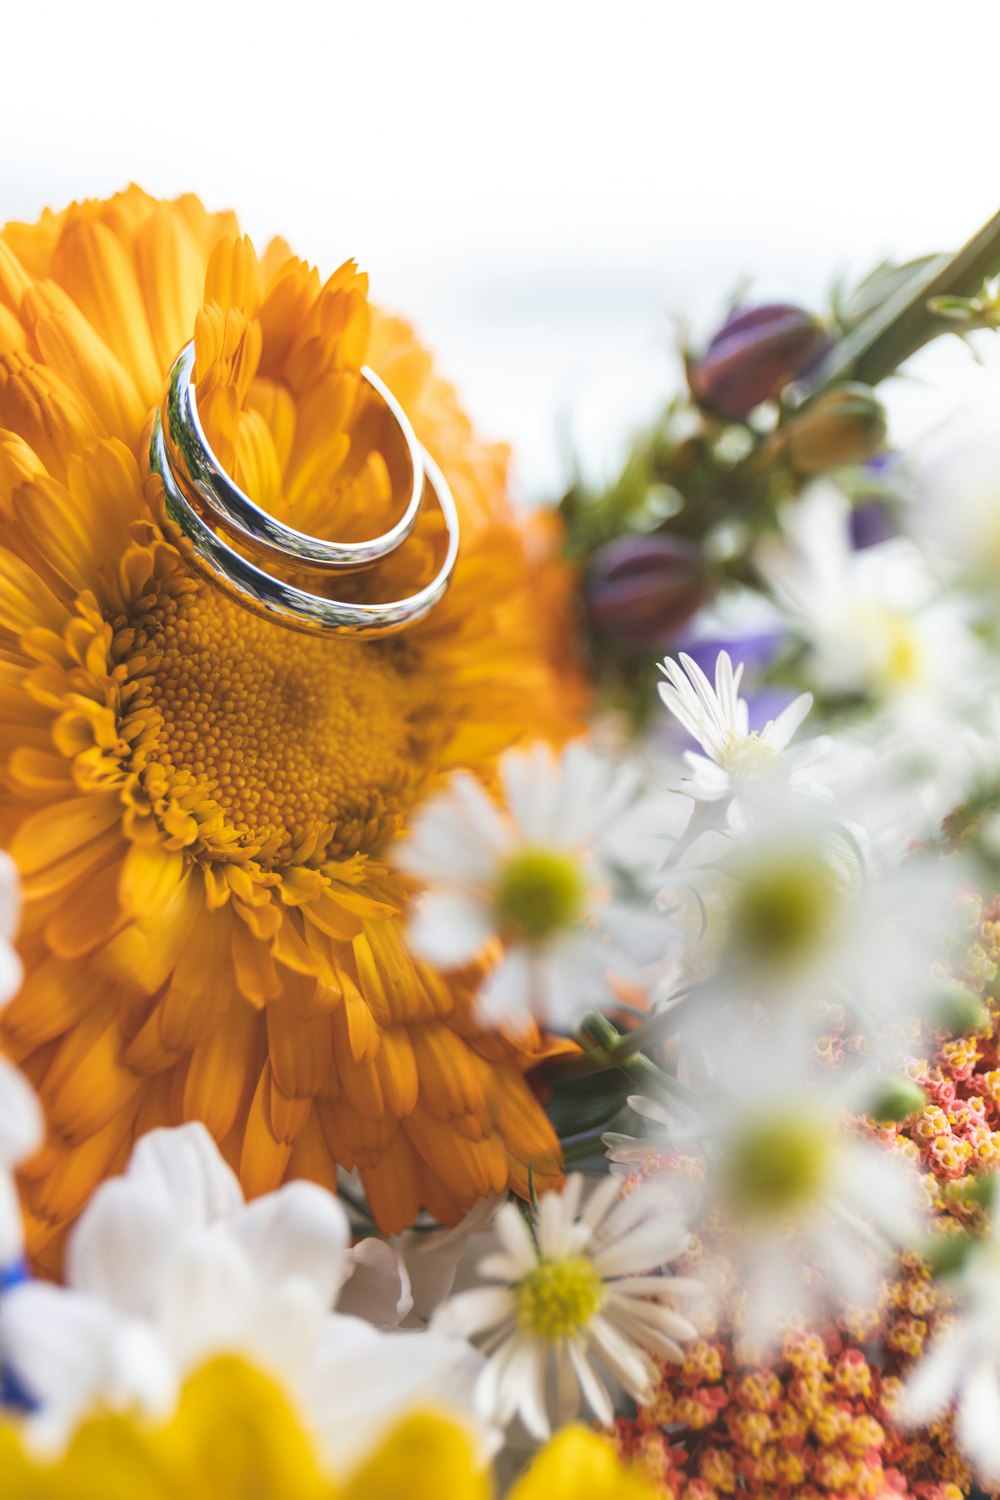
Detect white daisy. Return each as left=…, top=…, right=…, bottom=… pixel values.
left=901, top=1214, right=1000, bottom=1485
left=395, top=741, right=667, bottom=1035
left=653, top=794, right=967, bottom=1062
left=656, top=649, right=831, bottom=822
left=0, top=1123, right=481, bottom=1462
left=430, top=1172, right=700, bottom=1439
left=755, top=481, right=980, bottom=706
left=607, top=1035, right=924, bottom=1355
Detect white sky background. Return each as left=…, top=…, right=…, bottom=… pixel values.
left=2, top=0, right=999, bottom=499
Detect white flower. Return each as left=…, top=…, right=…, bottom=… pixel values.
left=901, top=1219, right=1000, bottom=1485
left=431, top=1172, right=700, bottom=1439
left=396, top=741, right=667, bottom=1035
left=905, top=397, right=1000, bottom=594
left=0, top=853, right=35, bottom=1273
left=609, top=1036, right=924, bottom=1355
left=654, top=798, right=966, bottom=1059
left=0, top=852, right=22, bottom=1010
left=0, top=1056, right=42, bottom=1270
left=0, top=1123, right=481, bottom=1462
left=756, top=481, right=979, bottom=706
left=656, top=650, right=831, bottom=822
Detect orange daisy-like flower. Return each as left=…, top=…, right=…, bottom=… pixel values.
left=0, top=186, right=582, bottom=1269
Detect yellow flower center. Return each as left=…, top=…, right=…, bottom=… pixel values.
left=516, top=1256, right=606, bottom=1340
left=721, top=732, right=778, bottom=777
left=879, top=614, right=921, bottom=688
left=855, top=606, right=924, bottom=692
left=130, top=582, right=445, bottom=863
left=729, top=850, right=838, bottom=968
left=723, top=1114, right=832, bottom=1218
left=495, top=848, right=587, bottom=944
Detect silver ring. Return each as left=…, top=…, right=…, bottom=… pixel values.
left=161, top=342, right=427, bottom=574
left=148, top=346, right=460, bottom=638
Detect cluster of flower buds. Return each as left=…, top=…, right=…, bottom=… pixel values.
left=688, top=304, right=887, bottom=472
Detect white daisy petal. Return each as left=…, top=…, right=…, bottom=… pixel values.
left=956, top=1360, right=1000, bottom=1483
left=585, top=1312, right=657, bottom=1400
left=567, top=1337, right=615, bottom=1426
left=125, top=1123, right=243, bottom=1230
left=493, top=1201, right=539, bottom=1276
left=516, top=1341, right=552, bottom=1441
left=591, top=1216, right=681, bottom=1279
left=432, top=1285, right=517, bottom=1339
left=901, top=1327, right=967, bottom=1426
left=229, top=1179, right=351, bottom=1306
left=65, top=1178, right=177, bottom=1320
left=0, top=1057, right=42, bottom=1168
left=407, top=890, right=494, bottom=968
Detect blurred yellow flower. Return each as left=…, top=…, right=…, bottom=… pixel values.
left=0, top=187, right=582, bottom=1268
left=0, top=1357, right=653, bottom=1500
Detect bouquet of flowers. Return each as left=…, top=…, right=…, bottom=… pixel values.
left=1, top=186, right=1000, bottom=1498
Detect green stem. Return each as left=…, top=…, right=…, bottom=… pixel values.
left=579, top=1010, right=666, bottom=1094
left=795, top=207, right=1000, bottom=395
left=613, top=994, right=698, bottom=1058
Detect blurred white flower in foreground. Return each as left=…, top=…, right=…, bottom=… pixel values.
left=756, top=482, right=978, bottom=706
left=905, top=401, right=1000, bottom=595
left=0, top=1056, right=42, bottom=1273
left=657, top=800, right=966, bottom=1059
left=656, top=650, right=833, bottom=824
left=431, top=1172, right=700, bottom=1438
left=0, top=852, right=22, bottom=1010
left=0, top=1123, right=479, bottom=1461
left=396, top=742, right=666, bottom=1034
left=0, top=852, right=36, bottom=1274
left=610, top=1037, right=924, bottom=1355
left=901, top=1209, right=1000, bottom=1486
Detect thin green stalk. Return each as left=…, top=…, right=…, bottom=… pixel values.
left=795, top=207, right=1000, bottom=395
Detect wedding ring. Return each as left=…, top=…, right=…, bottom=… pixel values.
left=160, top=342, right=426, bottom=573
left=148, top=342, right=460, bottom=637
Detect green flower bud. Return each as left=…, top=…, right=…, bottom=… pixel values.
left=782, top=383, right=887, bottom=474
left=866, top=1075, right=927, bottom=1124
left=934, top=982, right=990, bottom=1036
left=922, top=1229, right=977, bottom=1279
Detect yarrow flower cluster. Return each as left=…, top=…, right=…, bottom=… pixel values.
left=4, top=185, right=1000, bottom=1497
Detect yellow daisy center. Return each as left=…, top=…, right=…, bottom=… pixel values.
left=495, top=849, right=587, bottom=944
left=723, top=1114, right=833, bottom=1218
left=516, top=1255, right=606, bottom=1341
left=129, top=582, right=440, bottom=864
left=729, top=850, right=839, bottom=968
left=721, top=732, right=778, bottom=777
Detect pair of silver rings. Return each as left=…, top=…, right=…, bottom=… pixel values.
left=148, top=341, right=459, bottom=637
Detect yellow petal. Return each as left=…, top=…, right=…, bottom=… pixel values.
left=52, top=218, right=163, bottom=405
left=510, top=1427, right=657, bottom=1500
left=342, top=1412, right=487, bottom=1500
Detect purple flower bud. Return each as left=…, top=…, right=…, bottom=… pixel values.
left=849, top=499, right=896, bottom=550
left=586, top=535, right=710, bottom=649
left=689, top=304, right=830, bottom=421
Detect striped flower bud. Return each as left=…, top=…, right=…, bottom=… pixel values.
left=585, top=535, right=710, bottom=649
left=689, top=303, right=830, bottom=420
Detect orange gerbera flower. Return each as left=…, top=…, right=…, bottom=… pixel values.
left=0, top=186, right=583, bottom=1270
